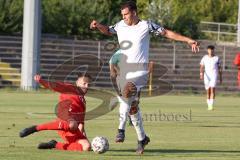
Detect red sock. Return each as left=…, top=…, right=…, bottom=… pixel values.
left=55, top=142, right=83, bottom=151
left=36, top=120, right=70, bottom=131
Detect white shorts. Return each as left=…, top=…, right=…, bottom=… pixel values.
left=204, top=73, right=218, bottom=90
left=117, top=63, right=149, bottom=93
left=117, top=72, right=148, bottom=93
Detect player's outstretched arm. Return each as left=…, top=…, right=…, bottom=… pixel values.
left=162, top=29, right=199, bottom=53
left=34, top=74, right=41, bottom=83
left=90, top=20, right=112, bottom=36
left=34, top=74, right=81, bottom=95
left=34, top=74, right=50, bottom=89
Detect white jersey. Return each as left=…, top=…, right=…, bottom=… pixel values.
left=109, top=20, right=165, bottom=64
left=200, top=55, right=221, bottom=77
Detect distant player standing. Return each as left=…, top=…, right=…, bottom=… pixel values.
left=19, top=74, right=91, bottom=152
left=200, top=45, right=222, bottom=110
left=90, top=1, right=199, bottom=154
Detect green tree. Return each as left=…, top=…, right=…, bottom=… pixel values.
left=0, top=0, right=23, bottom=34
left=42, top=0, right=125, bottom=39
left=0, top=0, right=238, bottom=39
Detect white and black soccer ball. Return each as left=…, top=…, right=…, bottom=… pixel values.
left=91, top=136, right=109, bottom=154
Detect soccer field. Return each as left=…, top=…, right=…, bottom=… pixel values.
left=0, top=91, right=240, bottom=160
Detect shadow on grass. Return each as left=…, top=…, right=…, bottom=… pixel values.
left=108, top=149, right=240, bottom=156
left=199, top=125, right=240, bottom=128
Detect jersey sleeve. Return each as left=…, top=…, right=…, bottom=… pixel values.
left=68, top=97, right=86, bottom=124
left=109, top=24, right=117, bottom=34
left=200, top=56, right=205, bottom=65
left=109, top=50, right=121, bottom=64
left=39, top=79, right=82, bottom=95
left=148, top=20, right=165, bottom=36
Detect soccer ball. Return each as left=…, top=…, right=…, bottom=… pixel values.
left=91, top=136, right=109, bottom=154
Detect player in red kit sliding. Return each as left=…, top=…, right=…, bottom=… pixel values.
left=19, top=73, right=91, bottom=152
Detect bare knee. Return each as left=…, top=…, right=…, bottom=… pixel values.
left=129, top=100, right=139, bottom=115
left=123, top=82, right=137, bottom=98
left=81, top=141, right=91, bottom=151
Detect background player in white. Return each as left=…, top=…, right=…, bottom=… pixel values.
left=200, top=45, right=222, bottom=110
left=90, top=1, right=199, bottom=154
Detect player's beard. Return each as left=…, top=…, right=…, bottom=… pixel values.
left=124, top=19, right=130, bottom=25
left=81, top=87, right=88, bottom=94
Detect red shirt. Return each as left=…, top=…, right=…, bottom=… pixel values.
left=234, top=53, right=240, bottom=66
left=39, top=79, right=86, bottom=123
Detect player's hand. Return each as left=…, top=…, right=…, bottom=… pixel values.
left=78, top=123, right=84, bottom=133
left=34, top=74, right=41, bottom=82
left=90, top=20, right=99, bottom=30
left=188, top=41, right=199, bottom=53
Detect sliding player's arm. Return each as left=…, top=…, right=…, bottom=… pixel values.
left=34, top=75, right=83, bottom=95
left=77, top=110, right=87, bottom=136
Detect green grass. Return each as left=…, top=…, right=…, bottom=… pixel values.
left=0, top=91, right=240, bottom=160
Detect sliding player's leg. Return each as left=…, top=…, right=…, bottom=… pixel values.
left=77, top=139, right=91, bottom=151
left=54, top=139, right=90, bottom=152
left=19, top=119, right=77, bottom=138
left=38, top=130, right=90, bottom=151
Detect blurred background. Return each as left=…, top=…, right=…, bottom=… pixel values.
left=0, top=0, right=239, bottom=93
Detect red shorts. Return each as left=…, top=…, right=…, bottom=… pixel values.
left=57, top=120, right=87, bottom=143
left=238, top=70, right=240, bottom=80
left=237, top=70, right=240, bottom=87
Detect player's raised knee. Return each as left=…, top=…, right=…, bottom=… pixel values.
left=82, top=142, right=91, bottom=151
left=123, top=82, right=137, bottom=98
left=129, top=101, right=139, bottom=115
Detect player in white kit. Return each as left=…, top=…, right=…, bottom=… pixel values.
left=200, top=45, right=222, bottom=110
left=90, top=1, right=199, bottom=154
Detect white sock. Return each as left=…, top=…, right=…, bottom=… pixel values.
left=118, top=97, right=130, bottom=130
left=207, top=99, right=210, bottom=106
left=130, top=109, right=146, bottom=141
left=209, top=99, right=214, bottom=106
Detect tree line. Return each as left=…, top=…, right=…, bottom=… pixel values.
left=0, top=0, right=238, bottom=39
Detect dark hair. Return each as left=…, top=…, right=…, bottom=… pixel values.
left=120, top=1, right=137, bottom=12
left=207, top=45, right=215, bottom=50
left=77, top=73, right=92, bottom=80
